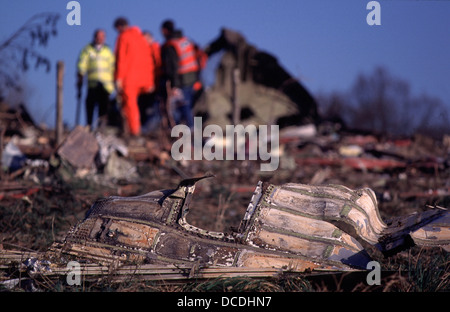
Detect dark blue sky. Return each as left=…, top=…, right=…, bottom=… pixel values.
left=1, top=0, right=449, bottom=128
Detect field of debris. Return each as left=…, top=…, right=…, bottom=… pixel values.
left=1, top=101, right=449, bottom=292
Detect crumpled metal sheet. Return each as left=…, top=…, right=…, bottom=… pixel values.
left=50, top=177, right=449, bottom=271
left=406, top=210, right=450, bottom=252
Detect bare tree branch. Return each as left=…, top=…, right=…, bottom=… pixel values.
left=0, top=12, right=60, bottom=99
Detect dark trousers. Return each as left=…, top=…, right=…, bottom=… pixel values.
left=138, top=91, right=157, bottom=127
left=174, top=85, right=194, bottom=128
left=86, top=83, right=110, bottom=127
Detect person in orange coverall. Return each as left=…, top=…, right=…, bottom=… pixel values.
left=113, top=17, right=154, bottom=136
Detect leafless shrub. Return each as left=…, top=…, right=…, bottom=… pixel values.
left=318, top=66, right=450, bottom=139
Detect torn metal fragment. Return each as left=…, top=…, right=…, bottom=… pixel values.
left=49, top=177, right=449, bottom=272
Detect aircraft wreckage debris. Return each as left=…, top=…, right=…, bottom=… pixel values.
left=1, top=104, right=449, bottom=287
left=1, top=176, right=446, bottom=284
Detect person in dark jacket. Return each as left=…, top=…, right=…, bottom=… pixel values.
left=160, top=20, right=199, bottom=128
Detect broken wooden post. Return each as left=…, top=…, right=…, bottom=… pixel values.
left=55, top=60, right=64, bottom=146
left=0, top=127, right=4, bottom=180
left=231, top=68, right=240, bottom=125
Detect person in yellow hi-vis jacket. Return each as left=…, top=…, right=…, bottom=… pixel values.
left=77, top=29, right=115, bottom=128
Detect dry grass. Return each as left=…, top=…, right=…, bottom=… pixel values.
left=1, top=155, right=449, bottom=292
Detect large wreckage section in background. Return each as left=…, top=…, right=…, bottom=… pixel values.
left=49, top=176, right=449, bottom=272
left=194, top=28, right=319, bottom=128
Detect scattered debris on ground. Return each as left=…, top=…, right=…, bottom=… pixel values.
left=1, top=100, right=449, bottom=292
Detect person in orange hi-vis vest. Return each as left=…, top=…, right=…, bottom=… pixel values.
left=113, top=17, right=154, bottom=136
left=160, top=20, right=202, bottom=128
